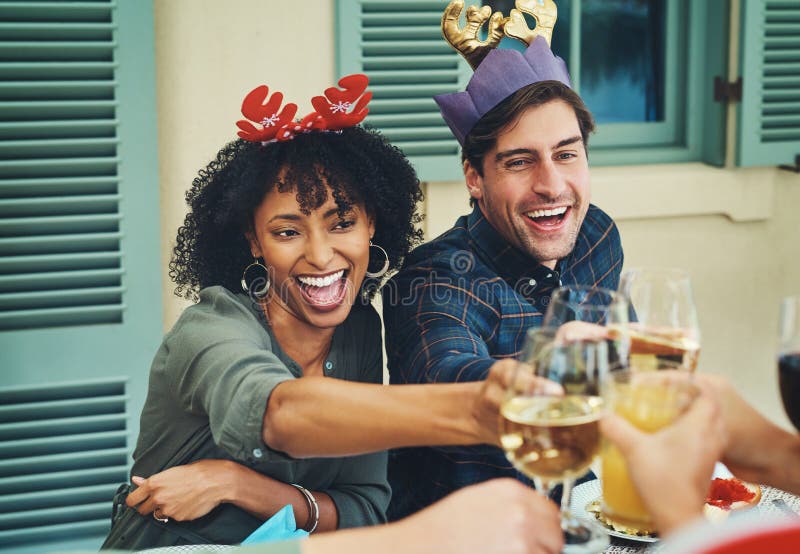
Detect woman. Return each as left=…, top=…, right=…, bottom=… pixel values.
left=103, top=75, right=514, bottom=549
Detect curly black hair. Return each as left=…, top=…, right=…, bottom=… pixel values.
left=170, top=126, right=424, bottom=301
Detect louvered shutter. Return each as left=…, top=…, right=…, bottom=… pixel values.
left=336, top=0, right=471, bottom=181
left=0, top=2, right=161, bottom=552
left=0, top=380, right=129, bottom=550
left=738, top=0, right=800, bottom=167
left=0, top=1, right=124, bottom=329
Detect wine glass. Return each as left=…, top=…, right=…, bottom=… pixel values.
left=779, top=295, right=800, bottom=431
left=543, top=285, right=631, bottom=366
left=500, top=327, right=612, bottom=553
left=618, top=268, right=701, bottom=371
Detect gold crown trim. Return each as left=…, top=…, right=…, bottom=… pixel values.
left=441, top=0, right=559, bottom=70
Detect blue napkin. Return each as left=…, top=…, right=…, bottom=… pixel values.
left=241, top=504, right=309, bottom=545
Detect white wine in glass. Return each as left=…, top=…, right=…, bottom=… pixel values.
left=500, top=327, right=611, bottom=553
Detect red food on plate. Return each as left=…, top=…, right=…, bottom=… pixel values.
left=704, top=477, right=761, bottom=521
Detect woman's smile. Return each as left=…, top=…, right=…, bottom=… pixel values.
left=295, top=269, right=350, bottom=311
left=249, top=186, right=374, bottom=330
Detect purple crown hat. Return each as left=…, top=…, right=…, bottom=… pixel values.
left=434, top=36, right=571, bottom=146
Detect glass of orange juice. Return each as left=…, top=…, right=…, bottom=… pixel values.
left=600, top=362, right=698, bottom=531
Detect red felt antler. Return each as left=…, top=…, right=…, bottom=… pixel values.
left=236, top=75, right=370, bottom=143
left=310, top=74, right=372, bottom=131
left=236, top=85, right=298, bottom=142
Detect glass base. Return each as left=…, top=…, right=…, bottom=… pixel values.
left=562, top=513, right=609, bottom=554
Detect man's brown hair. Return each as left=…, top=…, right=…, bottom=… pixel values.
left=462, top=80, right=595, bottom=178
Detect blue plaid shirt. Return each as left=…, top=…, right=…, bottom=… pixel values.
left=382, top=204, right=624, bottom=520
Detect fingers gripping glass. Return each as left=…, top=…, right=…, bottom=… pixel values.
left=543, top=285, right=631, bottom=367
left=500, top=328, right=611, bottom=553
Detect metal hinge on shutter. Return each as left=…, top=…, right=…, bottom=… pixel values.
left=713, top=76, right=742, bottom=103
left=778, top=154, right=800, bottom=173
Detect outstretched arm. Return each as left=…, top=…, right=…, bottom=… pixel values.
left=263, top=360, right=520, bottom=458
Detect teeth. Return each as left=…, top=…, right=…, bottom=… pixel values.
left=526, top=206, right=568, bottom=219
left=297, top=270, right=344, bottom=288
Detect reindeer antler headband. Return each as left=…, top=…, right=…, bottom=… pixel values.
left=236, top=74, right=372, bottom=144
left=435, top=0, right=571, bottom=145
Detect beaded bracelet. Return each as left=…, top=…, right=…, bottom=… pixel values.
left=291, top=483, right=319, bottom=533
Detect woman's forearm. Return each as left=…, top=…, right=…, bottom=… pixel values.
left=263, top=377, right=485, bottom=458
left=223, top=461, right=338, bottom=532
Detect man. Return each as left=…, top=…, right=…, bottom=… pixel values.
left=382, top=1, right=624, bottom=520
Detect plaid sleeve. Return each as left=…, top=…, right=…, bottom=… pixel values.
left=383, top=268, right=498, bottom=385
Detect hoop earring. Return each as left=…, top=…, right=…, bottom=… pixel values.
left=241, top=258, right=271, bottom=298
left=365, top=241, right=390, bottom=278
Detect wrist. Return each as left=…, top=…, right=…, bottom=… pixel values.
left=218, top=459, right=244, bottom=504
left=449, top=382, right=488, bottom=444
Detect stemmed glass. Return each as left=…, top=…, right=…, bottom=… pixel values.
left=779, top=295, right=800, bottom=430
left=543, top=285, right=631, bottom=366
left=618, top=268, right=701, bottom=371
left=500, top=327, right=613, bottom=553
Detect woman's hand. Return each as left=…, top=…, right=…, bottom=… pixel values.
left=126, top=459, right=235, bottom=521
left=473, top=359, right=563, bottom=446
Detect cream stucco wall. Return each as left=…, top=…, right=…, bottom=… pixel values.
left=154, top=0, right=800, bottom=428
left=154, top=0, right=336, bottom=326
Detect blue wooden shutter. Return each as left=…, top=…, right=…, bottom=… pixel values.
left=738, top=0, right=800, bottom=167
left=336, top=0, right=470, bottom=181
left=0, top=1, right=161, bottom=552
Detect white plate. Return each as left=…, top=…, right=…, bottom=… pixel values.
left=569, top=479, right=659, bottom=543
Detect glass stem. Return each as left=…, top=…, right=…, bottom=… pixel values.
left=532, top=477, right=554, bottom=499
left=560, top=477, right=575, bottom=517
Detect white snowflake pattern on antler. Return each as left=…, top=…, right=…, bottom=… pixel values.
left=330, top=101, right=352, bottom=114
left=261, top=114, right=280, bottom=127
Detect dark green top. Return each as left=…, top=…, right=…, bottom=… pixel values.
left=129, top=286, right=389, bottom=544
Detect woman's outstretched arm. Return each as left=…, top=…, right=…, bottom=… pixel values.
left=263, top=359, right=517, bottom=458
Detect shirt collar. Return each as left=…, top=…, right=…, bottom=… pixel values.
left=465, top=206, right=563, bottom=296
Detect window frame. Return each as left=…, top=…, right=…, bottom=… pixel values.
left=335, top=0, right=729, bottom=181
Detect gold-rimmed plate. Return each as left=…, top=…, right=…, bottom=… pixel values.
left=569, top=480, right=659, bottom=543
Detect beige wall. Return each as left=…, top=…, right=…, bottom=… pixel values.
left=154, top=0, right=335, bottom=326
left=154, top=1, right=800, bottom=428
